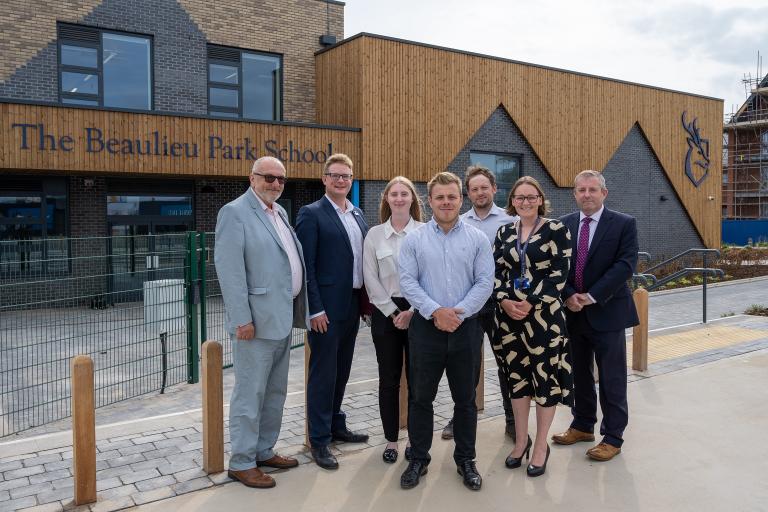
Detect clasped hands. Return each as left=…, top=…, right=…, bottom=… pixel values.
left=565, top=293, right=594, bottom=312
left=432, top=307, right=464, bottom=332
left=500, top=299, right=533, bottom=321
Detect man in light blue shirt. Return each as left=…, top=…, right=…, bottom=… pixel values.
left=443, top=165, right=518, bottom=442
left=398, top=172, right=493, bottom=492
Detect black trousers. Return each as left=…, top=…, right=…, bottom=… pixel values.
left=306, top=291, right=360, bottom=448
left=370, top=297, right=411, bottom=442
left=408, top=313, right=482, bottom=465
left=568, top=312, right=628, bottom=448
left=478, top=299, right=514, bottom=424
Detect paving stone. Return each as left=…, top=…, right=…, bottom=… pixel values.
left=0, top=491, right=8, bottom=502
left=119, top=469, right=160, bottom=485
left=5, top=466, right=44, bottom=479
left=0, top=461, right=23, bottom=473
left=0, top=478, right=29, bottom=492
left=106, top=454, right=145, bottom=468
left=172, top=468, right=206, bottom=483
left=172, top=477, right=212, bottom=495
left=94, top=466, right=134, bottom=480
left=0, top=496, right=37, bottom=512
left=164, top=452, right=197, bottom=465
left=18, top=502, right=64, bottom=512
left=98, top=484, right=136, bottom=501
left=141, top=447, right=181, bottom=460
left=42, top=461, right=71, bottom=472
left=35, top=486, right=74, bottom=505
left=207, top=472, right=232, bottom=485
left=94, top=450, right=120, bottom=462
left=106, top=434, right=135, bottom=443
left=117, top=443, right=156, bottom=457
left=89, top=495, right=134, bottom=512
left=11, top=481, right=53, bottom=499
left=178, top=441, right=203, bottom=453
left=129, top=459, right=166, bottom=472
left=0, top=454, right=35, bottom=463
left=152, top=438, right=188, bottom=450
left=95, top=478, right=123, bottom=491
left=95, top=440, right=133, bottom=452
left=29, top=470, right=71, bottom=485
left=163, top=428, right=196, bottom=439
left=50, top=477, right=74, bottom=490
left=157, top=459, right=197, bottom=476
left=136, top=434, right=167, bottom=444
left=131, top=486, right=176, bottom=506
left=134, top=475, right=175, bottom=492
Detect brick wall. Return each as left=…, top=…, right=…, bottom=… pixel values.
left=0, top=0, right=344, bottom=121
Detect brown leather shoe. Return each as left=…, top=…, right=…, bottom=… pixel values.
left=257, top=454, right=299, bottom=470
left=551, top=428, right=595, bottom=445
left=586, top=442, right=621, bottom=461
left=227, top=467, right=276, bottom=488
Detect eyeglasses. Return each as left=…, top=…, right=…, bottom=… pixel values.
left=254, top=173, right=287, bottom=184
left=324, top=173, right=354, bottom=182
left=512, top=195, right=541, bottom=203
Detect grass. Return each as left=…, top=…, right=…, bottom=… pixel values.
left=744, top=305, right=768, bottom=317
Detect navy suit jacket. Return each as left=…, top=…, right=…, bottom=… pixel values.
left=561, top=208, right=640, bottom=332
left=295, top=196, right=369, bottom=322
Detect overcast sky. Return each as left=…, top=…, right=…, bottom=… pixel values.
left=344, top=0, right=767, bottom=116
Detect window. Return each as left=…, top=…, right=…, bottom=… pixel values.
left=469, top=151, right=522, bottom=206
left=0, top=178, right=68, bottom=277
left=58, top=23, right=152, bottom=110
left=207, top=45, right=282, bottom=121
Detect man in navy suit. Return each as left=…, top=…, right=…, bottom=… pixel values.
left=295, top=153, right=370, bottom=470
left=553, top=170, right=639, bottom=462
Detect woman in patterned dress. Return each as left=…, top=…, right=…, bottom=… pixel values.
left=492, top=176, right=573, bottom=477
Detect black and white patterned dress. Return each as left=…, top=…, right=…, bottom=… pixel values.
left=492, top=219, right=574, bottom=407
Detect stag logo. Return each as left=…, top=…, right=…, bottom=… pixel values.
left=681, top=111, right=710, bottom=188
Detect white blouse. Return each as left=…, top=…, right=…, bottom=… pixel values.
left=363, top=217, right=423, bottom=317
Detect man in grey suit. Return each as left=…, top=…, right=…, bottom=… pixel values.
left=215, top=156, right=309, bottom=489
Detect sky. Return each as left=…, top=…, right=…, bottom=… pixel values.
left=344, top=0, right=768, bottom=116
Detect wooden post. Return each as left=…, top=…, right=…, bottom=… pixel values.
left=632, top=288, right=649, bottom=372
left=304, top=334, right=310, bottom=447
left=398, top=353, right=408, bottom=429
left=202, top=341, right=224, bottom=473
left=71, top=355, right=96, bottom=506
left=475, top=343, right=485, bottom=411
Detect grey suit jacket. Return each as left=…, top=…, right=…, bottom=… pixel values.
left=214, top=189, right=309, bottom=339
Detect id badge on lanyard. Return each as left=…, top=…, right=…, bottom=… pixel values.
left=514, top=217, right=540, bottom=291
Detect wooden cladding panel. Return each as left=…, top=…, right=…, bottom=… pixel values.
left=316, top=36, right=723, bottom=247
left=0, top=103, right=360, bottom=180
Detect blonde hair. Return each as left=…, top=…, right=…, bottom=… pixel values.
left=379, top=176, right=424, bottom=223
left=574, top=169, right=607, bottom=190
left=505, top=176, right=550, bottom=216
left=427, top=172, right=462, bottom=197
left=323, top=153, right=353, bottom=174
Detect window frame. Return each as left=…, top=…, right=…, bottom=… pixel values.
left=57, top=23, right=154, bottom=111
left=207, top=44, right=283, bottom=121
left=468, top=150, right=524, bottom=206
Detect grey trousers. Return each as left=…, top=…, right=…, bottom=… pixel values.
left=228, top=333, right=291, bottom=471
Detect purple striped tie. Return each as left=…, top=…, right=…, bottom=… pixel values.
left=574, top=217, right=592, bottom=292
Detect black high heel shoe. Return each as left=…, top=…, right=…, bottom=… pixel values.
left=526, top=444, right=550, bottom=477
left=505, top=435, right=532, bottom=468
left=382, top=447, right=398, bottom=464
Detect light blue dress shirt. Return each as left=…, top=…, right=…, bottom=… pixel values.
left=398, top=218, right=494, bottom=320
left=461, top=203, right=519, bottom=245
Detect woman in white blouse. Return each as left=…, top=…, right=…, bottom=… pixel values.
left=363, top=176, right=424, bottom=464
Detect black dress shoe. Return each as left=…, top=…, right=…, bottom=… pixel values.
left=400, top=461, right=428, bottom=489
left=441, top=419, right=454, bottom=440
left=332, top=428, right=369, bottom=443
left=382, top=447, right=398, bottom=463
left=505, top=435, right=532, bottom=469
left=311, top=445, right=339, bottom=470
left=404, top=446, right=412, bottom=461
left=457, top=460, right=482, bottom=491
left=527, top=444, right=550, bottom=477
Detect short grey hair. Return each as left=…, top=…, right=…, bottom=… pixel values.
left=251, top=156, right=286, bottom=175
left=574, top=170, right=607, bottom=190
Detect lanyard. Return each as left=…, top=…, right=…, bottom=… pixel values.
left=516, top=216, right=541, bottom=277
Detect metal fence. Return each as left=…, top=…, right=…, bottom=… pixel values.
left=0, top=232, right=305, bottom=437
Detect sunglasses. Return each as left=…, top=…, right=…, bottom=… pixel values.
left=254, top=173, right=287, bottom=184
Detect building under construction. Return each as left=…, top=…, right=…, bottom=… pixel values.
left=723, top=71, right=768, bottom=224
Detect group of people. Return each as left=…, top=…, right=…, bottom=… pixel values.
left=214, top=153, right=639, bottom=492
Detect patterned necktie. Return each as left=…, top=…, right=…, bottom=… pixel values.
left=574, top=217, right=592, bottom=292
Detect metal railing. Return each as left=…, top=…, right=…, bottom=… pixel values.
left=0, top=232, right=306, bottom=437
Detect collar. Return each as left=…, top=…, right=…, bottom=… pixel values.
left=580, top=206, right=604, bottom=223
left=467, top=203, right=504, bottom=221
left=383, top=217, right=416, bottom=239
left=429, top=217, right=463, bottom=234
left=251, top=187, right=274, bottom=213
left=324, top=194, right=353, bottom=214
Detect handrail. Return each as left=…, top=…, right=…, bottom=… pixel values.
left=642, top=248, right=720, bottom=276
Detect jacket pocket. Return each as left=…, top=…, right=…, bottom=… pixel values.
left=248, top=287, right=267, bottom=295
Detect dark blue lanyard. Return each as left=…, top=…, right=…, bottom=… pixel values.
left=516, top=217, right=541, bottom=276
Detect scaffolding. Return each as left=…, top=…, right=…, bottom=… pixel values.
left=723, top=63, right=768, bottom=220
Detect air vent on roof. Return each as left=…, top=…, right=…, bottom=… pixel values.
left=207, top=45, right=240, bottom=62
left=58, top=23, right=100, bottom=43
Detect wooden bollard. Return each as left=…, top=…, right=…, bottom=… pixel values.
left=632, top=288, right=649, bottom=372
left=71, top=355, right=96, bottom=505
left=202, top=341, right=224, bottom=473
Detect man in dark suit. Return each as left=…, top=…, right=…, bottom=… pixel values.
left=553, top=169, right=639, bottom=462
left=295, top=153, right=370, bottom=470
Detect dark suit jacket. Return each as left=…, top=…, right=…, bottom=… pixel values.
left=561, top=208, right=639, bottom=332
left=295, top=196, right=369, bottom=321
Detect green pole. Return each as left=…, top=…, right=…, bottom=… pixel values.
left=199, top=231, right=208, bottom=343
left=186, top=231, right=200, bottom=384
